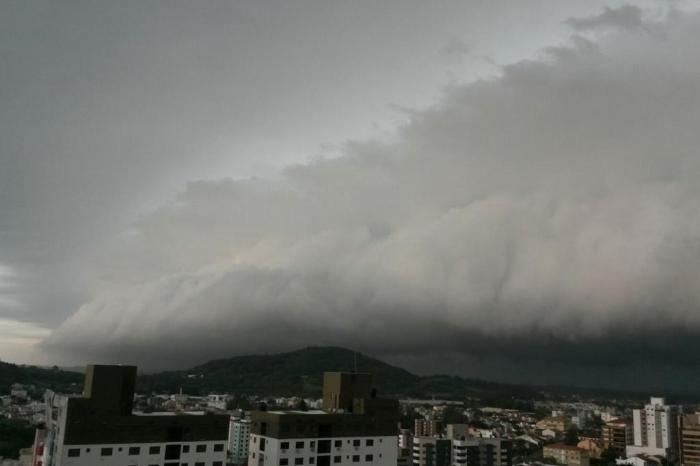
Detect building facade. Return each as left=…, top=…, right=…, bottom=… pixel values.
left=230, top=416, right=252, bottom=464
left=542, top=444, right=590, bottom=466
left=679, top=414, right=700, bottom=466
left=248, top=372, right=399, bottom=466
left=415, top=420, right=444, bottom=438
left=602, top=418, right=633, bottom=457
left=39, top=365, right=229, bottom=466
left=626, top=397, right=679, bottom=459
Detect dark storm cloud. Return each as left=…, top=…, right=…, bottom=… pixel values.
left=40, top=7, right=700, bottom=389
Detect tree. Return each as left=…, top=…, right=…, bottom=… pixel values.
left=564, top=427, right=579, bottom=446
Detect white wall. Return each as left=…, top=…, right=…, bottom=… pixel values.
left=54, top=440, right=226, bottom=466
left=249, top=435, right=397, bottom=466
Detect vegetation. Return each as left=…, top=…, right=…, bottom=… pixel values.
left=0, top=418, right=34, bottom=460
left=0, top=361, right=83, bottom=397
left=136, top=346, right=546, bottom=399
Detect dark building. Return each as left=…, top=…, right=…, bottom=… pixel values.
left=42, top=364, right=229, bottom=466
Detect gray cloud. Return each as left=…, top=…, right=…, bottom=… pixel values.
left=41, top=8, right=700, bottom=389
left=566, top=5, right=645, bottom=30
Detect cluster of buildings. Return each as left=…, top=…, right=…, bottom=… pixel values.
left=5, top=367, right=700, bottom=466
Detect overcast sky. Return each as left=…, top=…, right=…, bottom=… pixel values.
left=3, top=0, right=699, bottom=392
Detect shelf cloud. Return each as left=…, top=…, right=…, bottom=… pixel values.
left=43, top=7, right=700, bottom=388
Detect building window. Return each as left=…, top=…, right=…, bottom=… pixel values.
left=213, top=462, right=223, bottom=466
left=352, top=455, right=360, bottom=462
left=335, top=440, right=342, bottom=448
left=353, top=440, right=361, bottom=447
left=149, top=446, right=161, bottom=454
left=281, top=459, right=289, bottom=465
left=101, top=447, right=113, bottom=456
left=165, top=444, right=181, bottom=460
left=310, top=458, right=315, bottom=464
left=195, top=463, right=205, bottom=466
left=295, top=458, right=304, bottom=465
left=282, top=442, right=290, bottom=450
left=214, top=444, right=224, bottom=452
left=183, top=445, right=190, bottom=453
left=366, top=440, right=374, bottom=447
left=365, top=455, right=373, bottom=462
left=129, top=446, right=140, bottom=455
left=296, top=441, right=305, bottom=449
left=334, top=456, right=341, bottom=463
left=196, top=444, right=206, bottom=453
left=67, top=448, right=80, bottom=457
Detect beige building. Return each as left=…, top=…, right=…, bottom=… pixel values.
left=680, top=414, right=700, bottom=466
left=602, top=418, right=633, bottom=457
left=415, top=419, right=444, bottom=437
left=536, top=416, right=571, bottom=433
left=577, top=439, right=601, bottom=459
left=542, top=444, right=590, bottom=466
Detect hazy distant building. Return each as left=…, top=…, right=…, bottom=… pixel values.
left=626, top=397, right=679, bottom=458
left=679, top=413, right=700, bottom=466
left=247, top=372, right=399, bottom=466
left=39, top=364, right=229, bottom=466
left=542, top=444, right=590, bottom=466
left=415, top=420, right=444, bottom=437
left=602, top=418, right=633, bottom=457
left=536, top=416, right=571, bottom=433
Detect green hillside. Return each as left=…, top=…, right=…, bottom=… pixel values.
left=0, top=361, right=83, bottom=397
left=136, top=346, right=545, bottom=402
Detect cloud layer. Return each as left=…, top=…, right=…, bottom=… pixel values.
left=44, top=7, right=700, bottom=386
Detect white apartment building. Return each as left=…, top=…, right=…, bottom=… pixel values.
left=249, top=426, right=397, bottom=466
left=626, top=397, right=679, bottom=458
left=230, top=416, right=253, bottom=464
left=248, top=372, right=399, bottom=466
left=36, top=365, right=229, bottom=466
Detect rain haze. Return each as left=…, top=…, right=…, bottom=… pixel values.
left=2, top=0, right=700, bottom=393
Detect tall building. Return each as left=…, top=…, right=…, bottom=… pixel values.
left=626, top=397, right=679, bottom=458
left=602, top=418, right=633, bottom=457
left=39, top=364, right=229, bottom=466
left=247, top=372, right=399, bottom=466
left=679, top=414, right=700, bottom=466
left=412, top=437, right=451, bottom=466
left=230, top=416, right=253, bottom=464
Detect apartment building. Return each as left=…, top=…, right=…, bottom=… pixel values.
left=412, top=436, right=511, bottom=466
left=412, top=437, right=451, bottom=466
left=542, top=444, right=590, bottom=466
left=415, top=420, right=445, bottom=438
left=452, top=438, right=511, bottom=466
left=535, top=416, right=571, bottom=433
left=248, top=372, right=399, bottom=466
left=679, top=414, right=700, bottom=466
left=602, top=418, right=633, bottom=457
left=626, top=397, right=679, bottom=458
left=38, top=364, right=229, bottom=466
left=230, top=416, right=253, bottom=464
